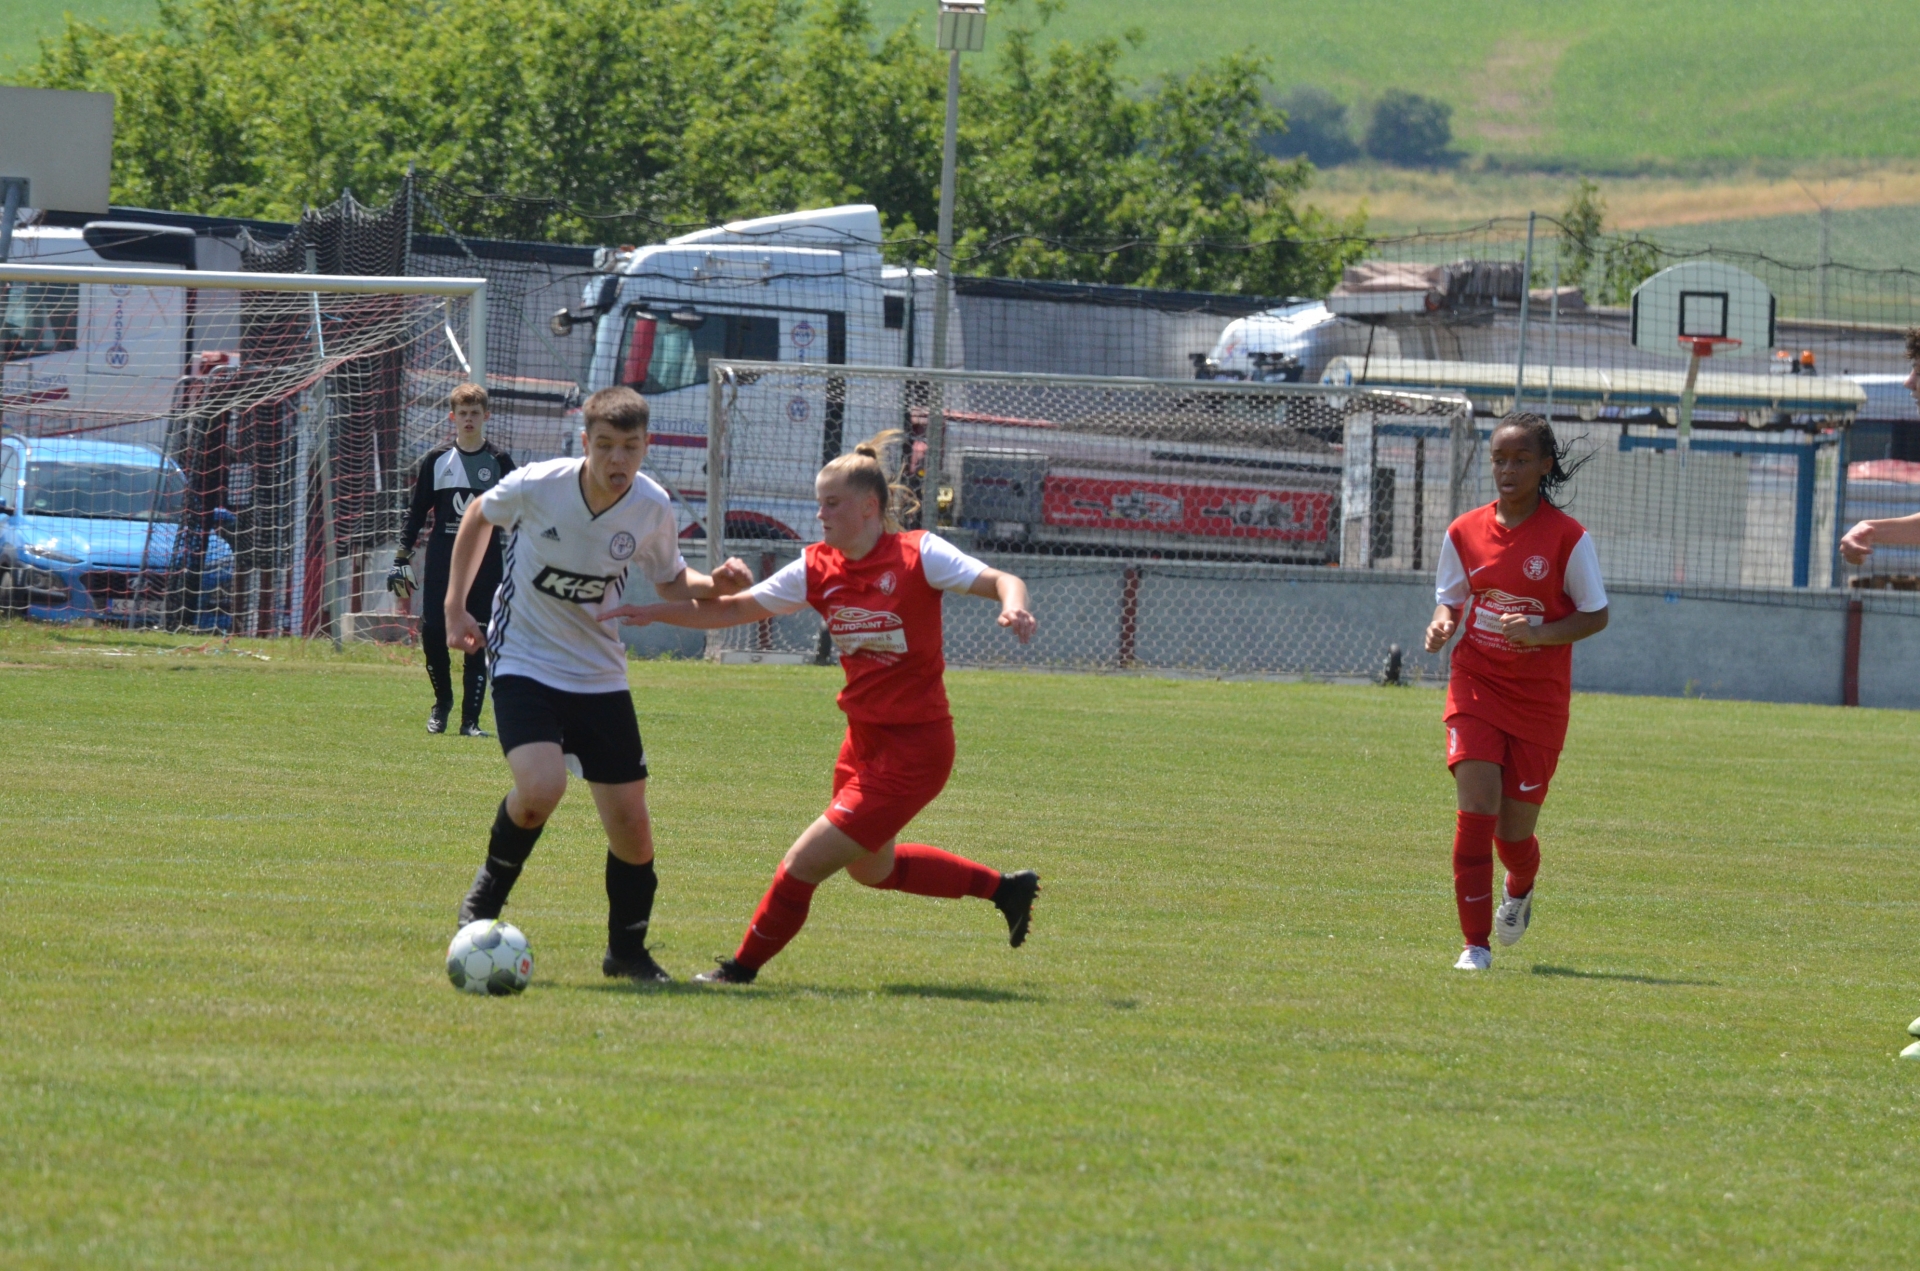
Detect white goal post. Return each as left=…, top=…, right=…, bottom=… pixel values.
left=0, top=262, right=489, bottom=639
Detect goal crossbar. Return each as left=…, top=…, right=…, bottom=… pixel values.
left=0, top=262, right=490, bottom=385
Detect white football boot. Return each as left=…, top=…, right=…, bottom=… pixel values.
left=1901, top=1041, right=1920, bottom=1061
left=1908, top=1015, right=1920, bottom=1038
left=1494, top=884, right=1533, bottom=948
left=1453, top=945, right=1491, bottom=971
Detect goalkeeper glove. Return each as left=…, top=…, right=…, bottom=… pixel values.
left=386, top=551, right=417, bottom=600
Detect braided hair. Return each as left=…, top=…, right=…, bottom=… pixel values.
left=1491, top=411, right=1587, bottom=508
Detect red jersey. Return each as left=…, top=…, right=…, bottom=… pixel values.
left=801, top=530, right=954, bottom=726
left=1437, top=501, right=1606, bottom=750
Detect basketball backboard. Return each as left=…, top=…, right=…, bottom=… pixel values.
left=1630, top=261, right=1774, bottom=358
left=0, top=86, right=115, bottom=215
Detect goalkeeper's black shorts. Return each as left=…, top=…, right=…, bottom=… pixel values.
left=491, top=675, right=647, bottom=784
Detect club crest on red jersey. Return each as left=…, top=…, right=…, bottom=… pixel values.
left=877, top=570, right=898, bottom=595
left=1524, top=554, right=1549, bottom=580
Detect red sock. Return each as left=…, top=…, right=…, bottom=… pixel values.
left=1453, top=811, right=1497, bottom=949
left=734, top=866, right=817, bottom=970
left=869, top=843, right=1001, bottom=900
left=1495, top=834, right=1540, bottom=899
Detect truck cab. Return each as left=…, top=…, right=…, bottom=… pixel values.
left=569, top=204, right=954, bottom=543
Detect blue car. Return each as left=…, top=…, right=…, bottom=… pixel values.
left=0, top=435, right=233, bottom=628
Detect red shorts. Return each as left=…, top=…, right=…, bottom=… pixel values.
left=825, top=718, right=956, bottom=850
left=1445, top=713, right=1561, bottom=805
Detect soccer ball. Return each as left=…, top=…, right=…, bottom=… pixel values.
left=446, top=919, right=533, bottom=996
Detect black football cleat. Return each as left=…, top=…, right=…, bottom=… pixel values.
left=427, top=703, right=451, bottom=734
left=457, top=864, right=510, bottom=927
left=992, top=870, right=1040, bottom=948
left=692, top=957, right=757, bottom=985
left=459, top=720, right=489, bottom=738
left=603, top=949, right=674, bottom=984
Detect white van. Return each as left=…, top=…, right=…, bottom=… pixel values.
left=568, top=204, right=954, bottom=543
left=1, top=222, right=205, bottom=430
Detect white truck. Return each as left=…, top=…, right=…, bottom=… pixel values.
left=564, top=204, right=952, bottom=543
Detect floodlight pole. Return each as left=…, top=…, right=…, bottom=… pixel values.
left=923, top=0, right=985, bottom=529
left=0, top=178, right=27, bottom=264
left=1512, top=210, right=1536, bottom=413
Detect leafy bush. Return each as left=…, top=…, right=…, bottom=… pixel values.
left=1362, top=89, right=1453, bottom=166
left=1260, top=86, right=1358, bottom=167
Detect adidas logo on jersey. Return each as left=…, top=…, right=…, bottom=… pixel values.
left=540, top=526, right=561, bottom=541
left=532, top=565, right=620, bottom=603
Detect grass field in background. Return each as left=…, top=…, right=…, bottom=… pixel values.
left=0, top=0, right=153, bottom=74
left=1, top=621, right=1917, bottom=1267
left=868, top=0, right=1920, bottom=172
left=13, top=0, right=1920, bottom=173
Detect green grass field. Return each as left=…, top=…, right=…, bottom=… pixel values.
left=2, top=621, right=1918, bottom=1267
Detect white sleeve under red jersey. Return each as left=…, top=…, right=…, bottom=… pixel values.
left=1439, top=501, right=1603, bottom=750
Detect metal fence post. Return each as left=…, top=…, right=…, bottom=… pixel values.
left=706, top=365, right=728, bottom=576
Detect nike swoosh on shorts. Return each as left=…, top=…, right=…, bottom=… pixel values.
left=1519, top=782, right=1542, bottom=792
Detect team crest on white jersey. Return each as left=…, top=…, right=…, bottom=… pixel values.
left=1524, top=554, right=1549, bottom=580
left=609, top=531, right=636, bottom=560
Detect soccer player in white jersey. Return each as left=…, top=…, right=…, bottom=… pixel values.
left=441, top=386, right=752, bottom=983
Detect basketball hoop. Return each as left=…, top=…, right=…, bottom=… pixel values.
left=1679, top=335, right=1741, bottom=358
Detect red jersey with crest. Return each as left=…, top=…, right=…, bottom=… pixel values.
left=748, top=529, right=991, bottom=726
left=1435, top=501, right=1608, bottom=750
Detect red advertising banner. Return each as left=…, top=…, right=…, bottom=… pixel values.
left=1041, top=474, right=1335, bottom=542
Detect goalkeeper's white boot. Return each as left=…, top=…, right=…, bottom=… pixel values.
left=1453, top=946, right=1491, bottom=971
left=1494, top=885, right=1532, bottom=948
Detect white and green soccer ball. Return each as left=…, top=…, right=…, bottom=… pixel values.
left=446, top=919, right=533, bottom=996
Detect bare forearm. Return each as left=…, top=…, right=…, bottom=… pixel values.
left=641, top=595, right=770, bottom=630
left=1528, top=607, right=1608, bottom=646
left=997, top=572, right=1030, bottom=614
left=1864, top=514, right=1920, bottom=547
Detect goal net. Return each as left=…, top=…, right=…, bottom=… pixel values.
left=0, top=263, right=486, bottom=636
left=692, top=362, right=1474, bottom=680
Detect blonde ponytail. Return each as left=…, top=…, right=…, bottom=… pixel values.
left=819, top=429, right=920, bottom=532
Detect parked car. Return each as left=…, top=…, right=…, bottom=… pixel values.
left=0, top=435, right=233, bottom=627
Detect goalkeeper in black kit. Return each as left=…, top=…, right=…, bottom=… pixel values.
left=388, top=382, right=515, bottom=736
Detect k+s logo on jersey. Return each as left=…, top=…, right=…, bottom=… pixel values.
left=533, top=566, right=622, bottom=604
left=609, top=531, right=636, bottom=560
left=1523, top=554, right=1550, bottom=580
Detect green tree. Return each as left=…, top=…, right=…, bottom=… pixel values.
left=1363, top=89, right=1452, bottom=167
left=28, top=0, right=1363, bottom=295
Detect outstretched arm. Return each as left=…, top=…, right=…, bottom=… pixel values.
left=1841, top=512, right=1920, bottom=564
left=966, top=567, right=1036, bottom=643
left=654, top=559, right=754, bottom=601
left=602, top=592, right=776, bottom=630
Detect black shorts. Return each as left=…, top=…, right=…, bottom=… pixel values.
left=491, top=675, right=648, bottom=784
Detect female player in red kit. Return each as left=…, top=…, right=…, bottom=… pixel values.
left=1424, top=413, right=1609, bottom=970
left=608, top=432, right=1041, bottom=983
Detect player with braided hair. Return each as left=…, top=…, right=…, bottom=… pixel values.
left=1424, top=412, right=1609, bottom=970
left=608, top=430, right=1042, bottom=984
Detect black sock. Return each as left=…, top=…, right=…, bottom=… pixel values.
left=460, top=653, right=488, bottom=728
left=483, top=797, right=543, bottom=895
left=424, top=639, right=453, bottom=709
left=605, top=854, right=658, bottom=960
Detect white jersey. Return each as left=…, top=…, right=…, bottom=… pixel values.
left=478, top=458, right=688, bottom=693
